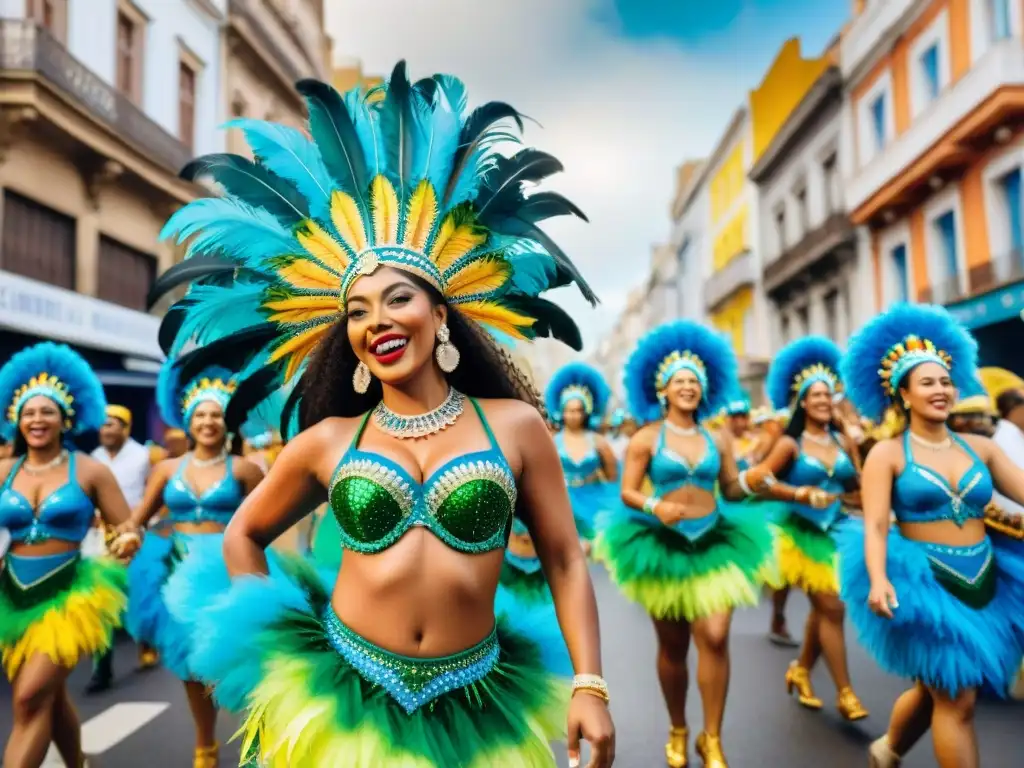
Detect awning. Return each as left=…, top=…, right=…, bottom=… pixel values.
left=95, top=370, right=159, bottom=388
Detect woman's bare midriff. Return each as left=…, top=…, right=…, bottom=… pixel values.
left=662, top=485, right=717, bottom=518
left=172, top=521, right=228, bottom=535
left=331, top=528, right=504, bottom=657
left=9, top=539, right=80, bottom=557
left=507, top=532, right=537, bottom=559
left=900, top=517, right=987, bottom=547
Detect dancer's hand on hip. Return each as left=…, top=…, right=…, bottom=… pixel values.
left=567, top=691, right=615, bottom=767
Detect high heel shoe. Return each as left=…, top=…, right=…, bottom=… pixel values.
left=868, top=735, right=900, bottom=767
left=695, top=732, right=728, bottom=768
left=193, top=743, right=219, bottom=768
left=784, top=661, right=823, bottom=709
left=837, top=686, right=869, bottom=721
left=665, top=725, right=688, bottom=767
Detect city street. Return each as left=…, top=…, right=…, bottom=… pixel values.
left=2, top=566, right=1020, bottom=767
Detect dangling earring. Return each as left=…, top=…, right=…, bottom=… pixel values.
left=902, top=400, right=910, bottom=410
left=435, top=323, right=460, bottom=373
left=353, top=361, right=371, bottom=394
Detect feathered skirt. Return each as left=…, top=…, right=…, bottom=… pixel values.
left=166, top=554, right=573, bottom=767
left=771, top=504, right=846, bottom=595
left=124, top=531, right=175, bottom=646
left=499, top=550, right=553, bottom=606
left=594, top=501, right=780, bottom=622
left=0, top=551, right=127, bottom=678
left=567, top=480, right=617, bottom=541
left=837, top=519, right=1024, bottom=696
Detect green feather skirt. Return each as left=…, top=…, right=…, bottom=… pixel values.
left=771, top=508, right=841, bottom=594
left=594, top=501, right=781, bottom=621
left=499, top=555, right=553, bottom=606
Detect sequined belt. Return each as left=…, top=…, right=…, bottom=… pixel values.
left=566, top=471, right=602, bottom=489
left=504, top=551, right=543, bottom=574
left=0, top=552, right=80, bottom=609
left=322, top=608, right=500, bottom=714
left=922, top=538, right=995, bottom=610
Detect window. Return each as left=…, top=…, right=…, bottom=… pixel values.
left=933, top=209, right=960, bottom=289
left=27, top=0, right=66, bottom=42
left=822, top=154, right=838, bottom=215
left=1, top=190, right=76, bottom=290
left=920, top=44, right=940, bottom=101
left=780, top=314, right=791, bottom=345
left=794, top=183, right=809, bottom=234
left=870, top=94, right=887, bottom=150
left=824, top=289, right=839, bottom=340
left=990, top=0, right=1012, bottom=40
left=774, top=207, right=787, bottom=254
left=96, top=236, right=156, bottom=310
left=891, top=244, right=909, bottom=302
left=178, top=61, right=196, bottom=151
left=797, top=305, right=810, bottom=335
left=999, top=167, right=1023, bottom=258
left=116, top=8, right=144, bottom=103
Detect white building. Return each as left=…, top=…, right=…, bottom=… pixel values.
left=668, top=159, right=710, bottom=323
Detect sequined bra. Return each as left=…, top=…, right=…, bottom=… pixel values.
left=648, top=425, right=720, bottom=495
left=781, top=432, right=856, bottom=530
left=329, top=398, right=517, bottom=554
left=556, top=432, right=602, bottom=487
left=163, top=455, right=243, bottom=524
left=892, top=431, right=992, bottom=526
left=0, top=452, right=94, bottom=544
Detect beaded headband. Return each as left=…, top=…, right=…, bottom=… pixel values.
left=7, top=373, right=75, bottom=431
left=559, top=384, right=595, bottom=416
left=181, top=377, right=236, bottom=425
left=791, top=364, right=840, bottom=401
left=656, top=351, right=708, bottom=393
left=879, top=336, right=952, bottom=397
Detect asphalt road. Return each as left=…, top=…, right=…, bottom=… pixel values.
left=2, top=566, right=1021, bottom=767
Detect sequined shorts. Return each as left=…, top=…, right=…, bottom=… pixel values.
left=321, top=607, right=501, bottom=714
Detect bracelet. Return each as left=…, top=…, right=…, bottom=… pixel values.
left=737, top=470, right=752, bottom=496
left=572, top=674, right=610, bottom=703
left=642, top=496, right=661, bottom=515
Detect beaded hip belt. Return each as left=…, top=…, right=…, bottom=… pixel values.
left=0, top=552, right=80, bottom=609
left=322, top=608, right=500, bottom=714
left=923, top=539, right=996, bottom=610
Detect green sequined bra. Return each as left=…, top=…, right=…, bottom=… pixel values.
left=329, top=398, right=517, bottom=554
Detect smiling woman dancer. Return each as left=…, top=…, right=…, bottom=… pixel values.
left=124, top=360, right=264, bottom=768
left=595, top=320, right=778, bottom=768
left=0, top=342, right=139, bottom=768
left=744, top=336, right=868, bottom=721
left=148, top=62, right=614, bottom=768
left=837, top=303, right=1024, bottom=768
left=545, top=362, right=619, bottom=551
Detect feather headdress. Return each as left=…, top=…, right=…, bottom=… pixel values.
left=0, top=342, right=106, bottom=440
left=149, top=62, right=596, bottom=433
left=840, top=303, right=977, bottom=422
left=156, top=359, right=237, bottom=431
left=624, top=321, right=738, bottom=423
left=544, top=362, right=610, bottom=429
left=766, top=336, right=842, bottom=411
left=724, top=389, right=752, bottom=416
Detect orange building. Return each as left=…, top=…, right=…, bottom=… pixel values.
left=842, top=0, right=1024, bottom=373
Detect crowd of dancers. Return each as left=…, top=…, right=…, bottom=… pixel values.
left=2, top=60, right=1024, bottom=768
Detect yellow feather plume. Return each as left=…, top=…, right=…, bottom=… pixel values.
left=264, top=295, right=339, bottom=325
left=370, top=175, right=399, bottom=245
left=454, top=300, right=536, bottom=339
left=444, top=257, right=511, bottom=299
left=296, top=222, right=350, bottom=274
left=429, top=216, right=486, bottom=272
left=267, top=322, right=333, bottom=381
left=402, top=180, right=438, bottom=252
left=329, top=191, right=368, bottom=253
left=276, top=259, right=338, bottom=290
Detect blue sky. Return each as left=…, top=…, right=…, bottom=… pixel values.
left=326, top=0, right=853, bottom=357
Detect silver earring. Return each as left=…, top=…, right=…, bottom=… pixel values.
left=435, top=323, right=460, bottom=373
left=353, top=361, right=371, bottom=394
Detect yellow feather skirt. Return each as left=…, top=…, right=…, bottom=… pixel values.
left=0, top=555, right=127, bottom=678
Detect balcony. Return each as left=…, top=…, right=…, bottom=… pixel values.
left=764, top=213, right=855, bottom=298
left=849, top=41, right=1024, bottom=225
left=704, top=248, right=756, bottom=313
left=841, top=0, right=923, bottom=81
left=0, top=20, right=191, bottom=176
left=228, top=0, right=323, bottom=94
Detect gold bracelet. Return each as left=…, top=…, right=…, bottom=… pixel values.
left=574, top=686, right=610, bottom=703
left=571, top=674, right=610, bottom=703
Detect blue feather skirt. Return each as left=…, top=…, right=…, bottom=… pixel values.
left=567, top=480, right=618, bottom=541
left=836, top=518, right=1024, bottom=697
left=499, top=551, right=553, bottom=606
left=124, top=532, right=175, bottom=646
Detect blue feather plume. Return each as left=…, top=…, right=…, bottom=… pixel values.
left=160, top=197, right=296, bottom=267
left=172, top=281, right=267, bottom=357
left=544, top=362, right=611, bottom=429
left=766, top=336, right=842, bottom=410
left=0, top=342, right=106, bottom=440
left=624, top=321, right=738, bottom=423
left=840, top=303, right=978, bottom=422
left=157, top=358, right=235, bottom=431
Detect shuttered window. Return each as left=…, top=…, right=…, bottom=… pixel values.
left=96, top=235, right=156, bottom=311
left=1, top=190, right=76, bottom=289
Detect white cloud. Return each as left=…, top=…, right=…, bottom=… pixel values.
left=325, top=0, right=749, bottom=352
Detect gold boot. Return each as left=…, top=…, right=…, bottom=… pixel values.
left=193, top=743, right=219, bottom=768
left=784, top=661, right=823, bottom=709
left=665, top=725, right=688, bottom=767
left=837, top=686, right=869, bottom=721
left=138, top=647, right=159, bottom=669
left=695, top=732, right=728, bottom=768
left=868, top=735, right=900, bottom=767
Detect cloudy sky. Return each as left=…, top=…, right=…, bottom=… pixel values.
left=325, top=0, right=849, bottom=353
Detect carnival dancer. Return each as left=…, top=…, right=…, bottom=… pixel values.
left=744, top=336, right=868, bottom=719
left=0, top=342, right=140, bottom=768
left=837, top=303, right=1024, bottom=768
left=147, top=62, right=614, bottom=767
left=722, top=391, right=756, bottom=470
left=545, top=362, right=619, bottom=551
left=595, top=320, right=778, bottom=768
left=123, top=360, right=264, bottom=768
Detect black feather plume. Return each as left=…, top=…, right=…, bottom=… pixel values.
left=295, top=79, right=370, bottom=204
left=147, top=255, right=240, bottom=310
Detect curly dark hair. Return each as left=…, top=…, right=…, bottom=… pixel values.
left=298, top=276, right=545, bottom=429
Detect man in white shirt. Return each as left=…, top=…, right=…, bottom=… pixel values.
left=992, top=389, right=1024, bottom=518
left=86, top=404, right=152, bottom=693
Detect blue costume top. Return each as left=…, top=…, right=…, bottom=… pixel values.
left=555, top=432, right=603, bottom=487
left=647, top=424, right=721, bottom=541
left=164, top=455, right=243, bottom=525
left=781, top=432, right=856, bottom=531
left=0, top=453, right=93, bottom=545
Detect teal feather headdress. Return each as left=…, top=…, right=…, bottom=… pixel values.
left=766, top=336, right=842, bottom=410
left=149, top=62, right=596, bottom=433
left=544, top=362, right=610, bottom=429
left=0, top=342, right=106, bottom=441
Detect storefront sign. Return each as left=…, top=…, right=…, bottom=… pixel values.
left=947, top=279, right=1024, bottom=330
left=0, top=270, right=163, bottom=360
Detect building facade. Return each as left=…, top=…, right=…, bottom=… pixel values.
left=0, top=0, right=224, bottom=438
left=668, top=159, right=710, bottom=323
left=750, top=39, right=867, bottom=353
left=842, top=0, right=1024, bottom=373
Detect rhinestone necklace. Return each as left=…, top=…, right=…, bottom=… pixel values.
left=802, top=430, right=833, bottom=447
left=22, top=449, right=68, bottom=475
left=374, top=389, right=466, bottom=440
left=909, top=431, right=952, bottom=451
left=665, top=420, right=699, bottom=437
left=191, top=449, right=228, bottom=468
